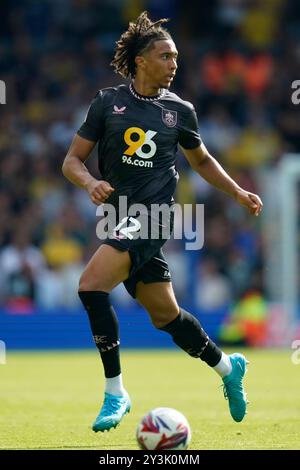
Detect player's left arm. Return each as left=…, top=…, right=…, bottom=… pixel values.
left=181, top=142, right=263, bottom=216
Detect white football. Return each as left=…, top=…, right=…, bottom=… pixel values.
left=136, top=407, right=191, bottom=450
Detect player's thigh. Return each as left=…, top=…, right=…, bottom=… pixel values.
left=79, top=244, right=131, bottom=292
left=136, top=281, right=180, bottom=327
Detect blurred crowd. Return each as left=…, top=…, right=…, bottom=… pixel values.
left=0, top=0, right=299, bottom=311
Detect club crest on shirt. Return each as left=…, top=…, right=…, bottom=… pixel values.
left=162, top=108, right=177, bottom=127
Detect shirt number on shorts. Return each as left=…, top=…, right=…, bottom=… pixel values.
left=113, top=216, right=141, bottom=240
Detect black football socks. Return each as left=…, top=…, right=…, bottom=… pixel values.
left=159, top=308, right=222, bottom=366
left=78, top=291, right=121, bottom=378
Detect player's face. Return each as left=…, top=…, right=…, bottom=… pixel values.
left=141, top=40, right=178, bottom=89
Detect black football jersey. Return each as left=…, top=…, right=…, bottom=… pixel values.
left=77, top=83, right=201, bottom=207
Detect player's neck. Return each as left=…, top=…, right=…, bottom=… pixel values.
left=132, top=78, right=161, bottom=97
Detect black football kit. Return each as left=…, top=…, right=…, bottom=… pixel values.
left=77, top=83, right=201, bottom=297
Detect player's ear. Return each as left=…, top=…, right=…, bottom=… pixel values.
left=135, top=55, right=146, bottom=71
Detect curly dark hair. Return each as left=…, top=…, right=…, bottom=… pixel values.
left=111, top=11, right=172, bottom=79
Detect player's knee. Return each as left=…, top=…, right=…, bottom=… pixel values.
left=78, top=270, right=97, bottom=292
left=149, top=309, right=179, bottom=329
left=152, top=318, right=168, bottom=329
left=78, top=268, right=114, bottom=292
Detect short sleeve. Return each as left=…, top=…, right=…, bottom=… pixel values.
left=77, top=91, right=104, bottom=142
left=178, top=107, right=202, bottom=150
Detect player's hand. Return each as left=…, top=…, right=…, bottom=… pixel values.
left=234, top=188, right=263, bottom=216
left=86, top=179, right=115, bottom=205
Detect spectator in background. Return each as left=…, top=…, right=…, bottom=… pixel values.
left=0, top=231, right=45, bottom=308
left=196, top=257, right=232, bottom=311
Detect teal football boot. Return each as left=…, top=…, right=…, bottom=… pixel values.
left=92, top=392, right=131, bottom=432
left=222, top=353, right=249, bottom=422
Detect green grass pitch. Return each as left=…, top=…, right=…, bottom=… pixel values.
left=1, top=348, right=299, bottom=450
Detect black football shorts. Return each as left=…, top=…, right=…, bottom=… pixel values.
left=103, top=206, right=174, bottom=298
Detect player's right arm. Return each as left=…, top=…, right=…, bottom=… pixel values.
left=62, top=90, right=114, bottom=205
left=62, top=135, right=114, bottom=205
